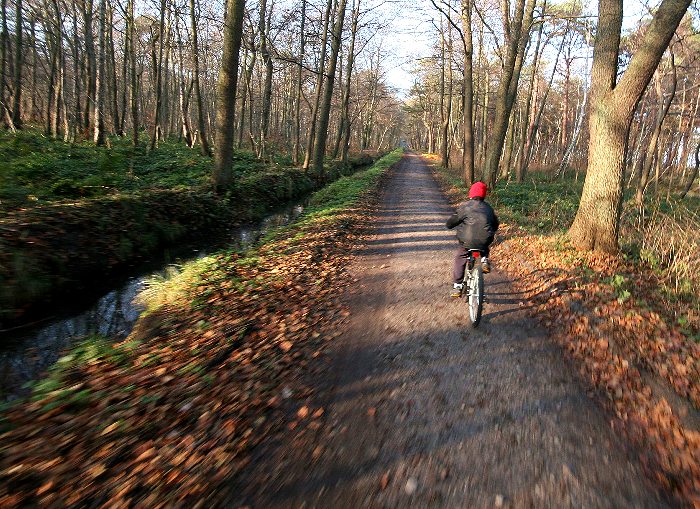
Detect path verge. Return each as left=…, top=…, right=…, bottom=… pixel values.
left=0, top=150, right=402, bottom=508
left=428, top=155, right=700, bottom=505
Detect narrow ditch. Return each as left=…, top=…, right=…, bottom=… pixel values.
left=0, top=198, right=309, bottom=401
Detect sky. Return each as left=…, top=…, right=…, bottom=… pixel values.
left=379, top=0, right=677, bottom=98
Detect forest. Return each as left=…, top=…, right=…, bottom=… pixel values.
left=1, top=0, right=700, bottom=505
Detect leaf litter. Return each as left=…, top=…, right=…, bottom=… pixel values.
left=433, top=163, right=700, bottom=506
left=0, top=156, right=396, bottom=507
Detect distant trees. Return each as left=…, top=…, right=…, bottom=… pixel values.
left=408, top=0, right=697, bottom=252
left=0, top=0, right=405, bottom=178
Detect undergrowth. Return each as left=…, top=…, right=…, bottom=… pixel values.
left=0, top=130, right=379, bottom=323
left=430, top=156, right=700, bottom=334
left=137, top=149, right=403, bottom=313
left=0, top=129, right=375, bottom=211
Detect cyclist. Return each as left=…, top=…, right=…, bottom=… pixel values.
left=446, top=181, right=499, bottom=297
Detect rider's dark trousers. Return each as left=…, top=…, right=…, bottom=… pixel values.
left=452, top=245, right=491, bottom=283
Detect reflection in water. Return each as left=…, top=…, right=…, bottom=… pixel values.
left=0, top=200, right=307, bottom=401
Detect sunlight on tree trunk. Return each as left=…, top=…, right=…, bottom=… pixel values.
left=568, top=0, right=691, bottom=253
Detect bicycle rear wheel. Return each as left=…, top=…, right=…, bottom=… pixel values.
left=467, top=264, right=484, bottom=327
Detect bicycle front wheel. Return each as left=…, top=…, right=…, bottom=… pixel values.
left=467, top=264, right=484, bottom=327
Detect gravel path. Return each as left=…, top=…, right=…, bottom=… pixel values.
left=239, top=153, right=667, bottom=508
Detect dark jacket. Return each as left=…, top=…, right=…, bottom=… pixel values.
left=446, top=198, right=499, bottom=249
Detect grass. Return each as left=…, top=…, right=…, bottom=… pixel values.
left=432, top=157, right=700, bottom=335
left=0, top=147, right=402, bottom=414
left=0, top=130, right=380, bottom=322
left=0, top=130, right=214, bottom=208
left=137, top=149, right=403, bottom=312
left=0, top=129, right=377, bottom=212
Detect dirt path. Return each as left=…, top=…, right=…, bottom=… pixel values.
left=238, top=153, right=667, bottom=508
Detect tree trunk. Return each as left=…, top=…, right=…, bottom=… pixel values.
left=500, top=108, right=516, bottom=179
left=303, top=0, right=333, bottom=171
left=127, top=0, right=138, bottom=145
left=93, top=0, right=106, bottom=144
left=190, top=0, right=211, bottom=155
left=568, top=0, right=690, bottom=253
left=515, top=0, right=545, bottom=182
left=312, top=0, right=347, bottom=179
left=680, top=143, right=700, bottom=199
left=149, top=0, right=166, bottom=150
left=521, top=24, right=564, bottom=179
left=71, top=5, right=82, bottom=136
left=461, top=0, right=474, bottom=184
left=119, top=2, right=127, bottom=135
left=237, top=45, right=256, bottom=148
left=635, top=57, right=676, bottom=204
left=107, top=2, right=120, bottom=134
left=258, top=0, right=273, bottom=157
left=339, top=0, right=358, bottom=164
left=29, top=15, right=37, bottom=121
left=292, top=0, right=307, bottom=165
left=439, top=19, right=448, bottom=166
left=11, top=0, right=22, bottom=127
left=176, top=18, right=193, bottom=147
left=1, top=0, right=8, bottom=124
left=83, top=0, right=96, bottom=131
left=213, top=0, right=246, bottom=192
left=483, top=0, right=536, bottom=186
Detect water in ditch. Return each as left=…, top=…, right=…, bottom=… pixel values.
left=0, top=200, right=308, bottom=401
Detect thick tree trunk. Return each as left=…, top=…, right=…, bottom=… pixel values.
left=213, top=0, right=246, bottom=191
left=568, top=0, right=690, bottom=252
left=312, top=0, right=347, bottom=179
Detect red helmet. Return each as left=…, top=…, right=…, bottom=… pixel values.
left=468, top=181, right=487, bottom=199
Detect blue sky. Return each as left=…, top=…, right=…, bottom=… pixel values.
left=381, top=0, right=672, bottom=97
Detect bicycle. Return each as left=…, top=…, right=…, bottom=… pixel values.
left=459, top=249, right=485, bottom=327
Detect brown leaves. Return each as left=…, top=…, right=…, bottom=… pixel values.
left=430, top=170, right=700, bottom=505
left=0, top=193, right=372, bottom=507
left=495, top=233, right=700, bottom=504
